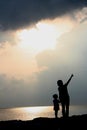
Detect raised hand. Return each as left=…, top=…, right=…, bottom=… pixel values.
left=71, top=74, right=74, bottom=77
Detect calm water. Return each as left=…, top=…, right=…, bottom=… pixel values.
left=0, top=105, right=87, bottom=121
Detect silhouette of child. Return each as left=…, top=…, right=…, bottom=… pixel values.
left=57, top=74, right=74, bottom=117
left=53, top=94, right=60, bottom=118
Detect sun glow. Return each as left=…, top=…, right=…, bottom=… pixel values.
left=17, top=22, right=60, bottom=54
left=22, top=106, right=47, bottom=114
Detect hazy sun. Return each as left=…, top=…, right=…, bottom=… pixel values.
left=17, top=22, right=60, bottom=54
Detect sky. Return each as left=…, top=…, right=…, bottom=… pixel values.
left=0, top=0, right=87, bottom=108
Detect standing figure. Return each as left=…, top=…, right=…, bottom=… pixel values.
left=53, top=94, right=60, bottom=118
left=57, top=74, right=74, bottom=117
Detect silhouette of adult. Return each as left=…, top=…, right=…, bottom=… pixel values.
left=57, top=74, right=74, bottom=117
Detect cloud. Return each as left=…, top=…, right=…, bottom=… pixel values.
left=35, top=22, right=87, bottom=105
left=0, top=15, right=87, bottom=107
left=0, top=31, right=17, bottom=47
left=0, top=21, right=87, bottom=108
left=0, top=0, right=87, bottom=30
left=0, top=74, right=38, bottom=108
left=0, top=42, right=40, bottom=81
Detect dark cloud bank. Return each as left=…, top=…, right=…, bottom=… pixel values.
left=0, top=0, right=87, bottom=30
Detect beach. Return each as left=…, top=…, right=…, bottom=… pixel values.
left=0, top=114, right=87, bottom=129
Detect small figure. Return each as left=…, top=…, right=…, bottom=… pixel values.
left=53, top=94, right=60, bottom=118
left=57, top=74, right=74, bottom=117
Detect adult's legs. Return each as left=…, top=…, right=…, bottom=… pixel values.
left=66, top=98, right=70, bottom=117
left=66, top=104, right=69, bottom=117
left=61, top=103, right=65, bottom=117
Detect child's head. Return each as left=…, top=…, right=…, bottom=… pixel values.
left=57, top=80, right=63, bottom=86
left=53, top=94, right=58, bottom=99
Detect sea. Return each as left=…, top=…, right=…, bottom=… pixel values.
left=0, top=105, right=87, bottom=121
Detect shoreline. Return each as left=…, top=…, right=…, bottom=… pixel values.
left=0, top=114, right=87, bottom=129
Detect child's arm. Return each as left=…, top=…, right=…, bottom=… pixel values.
left=65, top=74, right=74, bottom=86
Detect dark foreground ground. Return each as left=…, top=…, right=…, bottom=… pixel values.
left=0, top=114, right=87, bottom=130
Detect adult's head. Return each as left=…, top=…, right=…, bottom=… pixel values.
left=57, top=80, right=63, bottom=87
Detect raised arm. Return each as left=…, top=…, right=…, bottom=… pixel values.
left=65, top=74, right=74, bottom=86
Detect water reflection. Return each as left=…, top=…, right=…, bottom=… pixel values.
left=0, top=105, right=87, bottom=121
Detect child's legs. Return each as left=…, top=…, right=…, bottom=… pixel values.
left=55, top=110, right=58, bottom=118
